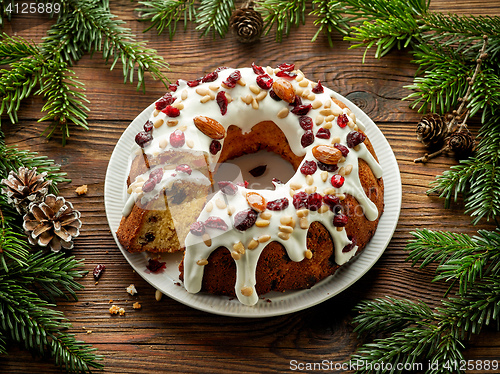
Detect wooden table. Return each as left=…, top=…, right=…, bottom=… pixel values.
left=2, top=1, right=499, bottom=373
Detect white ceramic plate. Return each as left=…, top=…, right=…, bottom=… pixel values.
left=104, top=96, right=401, bottom=318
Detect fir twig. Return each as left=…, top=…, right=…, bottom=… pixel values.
left=137, top=0, right=197, bottom=39
left=258, top=0, right=307, bottom=42
left=195, top=0, right=235, bottom=38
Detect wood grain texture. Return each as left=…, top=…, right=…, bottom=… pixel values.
left=2, top=1, right=500, bottom=373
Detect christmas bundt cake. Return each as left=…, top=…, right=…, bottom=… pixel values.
left=116, top=64, right=384, bottom=306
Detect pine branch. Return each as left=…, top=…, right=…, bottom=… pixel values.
left=3, top=251, right=87, bottom=302
left=0, top=222, right=30, bottom=273
left=0, top=33, right=39, bottom=65
left=353, top=297, right=434, bottom=336
left=407, top=229, right=500, bottom=295
left=137, top=0, right=196, bottom=40
left=195, top=0, right=235, bottom=38
left=311, top=0, right=350, bottom=46
left=0, top=282, right=102, bottom=373
left=0, top=142, right=69, bottom=193
left=0, top=54, right=45, bottom=124
left=37, top=58, right=90, bottom=145
left=258, top=0, right=307, bottom=42
left=404, top=43, right=471, bottom=114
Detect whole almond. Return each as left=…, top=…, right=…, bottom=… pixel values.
left=246, top=192, right=266, bottom=212
left=272, top=78, right=295, bottom=103
left=193, top=116, right=225, bottom=139
left=312, top=145, right=343, bottom=165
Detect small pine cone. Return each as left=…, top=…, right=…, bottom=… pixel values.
left=23, top=194, right=82, bottom=252
left=1, top=167, right=51, bottom=214
left=229, top=6, right=263, bottom=43
left=448, top=129, right=475, bottom=158
left=416, top=113, right=447, bottom=146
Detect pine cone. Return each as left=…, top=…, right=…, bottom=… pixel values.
left=416, top=113, right=447, bottom=146
left=1, top=167, right=51, bottom=214
left=23, top=194, right=82, bottom=252
left=229, top=6, right=263, bottom=43
left=448, top=129, right=475, bottom=158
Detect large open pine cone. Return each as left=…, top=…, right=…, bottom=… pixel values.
left=23, top=194, right=82, bottom=252
left=1, top=166, right=51, bottom=214
left=448, top=129, right=475, bottom=158
left=416, top=113, right=447, bottom=146
left=229, top=6, right=263, bottom=43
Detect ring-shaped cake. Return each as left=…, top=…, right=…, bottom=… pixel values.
left=116, top=64, right=384, bottom=306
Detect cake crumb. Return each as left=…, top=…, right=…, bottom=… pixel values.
left=86, top=330, right=93, bottom=334
left=133, top=302, right=142, bottom=310
left=109, top=305, right=125, bottom=315
left=109, top=299, right=113, bottom=303
left=126, top=284, right=137, bottom=295
left=75, top=185, right=88, bottom=195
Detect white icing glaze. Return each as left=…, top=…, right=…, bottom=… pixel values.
left=123, top=66, right=383, bottom=306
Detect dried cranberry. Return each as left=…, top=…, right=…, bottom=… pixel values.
left=299, top=116, right=313, bottom=130
left=209, top=140, right=221, bottom=154
left=292, top=191, right=308, bottom=209
left=316, top=128, right=330, bottom=139
left=342, top=237, right=357, bottom=252
left=301, top=130, right=315, bottom=148
left=337, top=114, right=349, bottom=128
left=190, top=221, right=205, bottom=236
left=272, top=178, right=283, bottom=185
left=334, top=143, right=350, bottom=157
left=135, top=131, right=153, bottom=147
left=162, top=105, right=180, bottom=117
left=218, top=181, right=238, bottom=195
left=269, top=89, right=282, bottom=101
left=323, top=194, right=341, bottom=210
left=276, top=70, right=297, bottom=79
left=237, top=180, right=249, bottom=188
left=346, top=131, right=366, bottom=148
left=93, top=264, right=106, bottom=281
left=175, top=164, right=192, bottom=175
left=252, top=62, right=264, bottom=75
left=215, top=66, right=230, bottom=72
left=300, top=160, right=317, bottom=175
left=216, top=91, right=228, bottom=115
left=331, top=174, right=345, bottom=188
left=256, top=74, right=273, bottom=90
left=333, top=213, right=348, bottom=227
left=187, top=79, right=201, bottom=87
left=267, top=197, right=289, bottom=211
left=146, top=258, right=166, bottom=273
left=169, top=83, right=178, bottom=92
left=317, top=161, right=338, bottom=172
left=312, top=80, right=324, bottom=94
left=223, top=70, right=241, bottom=88
left=143, top=120, right=154, bottom=132
left=249, top=165, right=267, bottom=177
left=202, top=71, right=218, bottom=83
left=169, top=129, right=185, bottom=148
left=142, top=178, right=156, bottom=192
left=155, top=98, right=168, bottom=111
left=277, top=63, right=295, bottom=72
left=307, top=192, right=323, bottom=211
left=233, top=209, right=258, bottom=231
left=204, top=216, right=228, bottom=231
left=291, top=104, right=312, bottom=116
left=150, top=168, right=164, bottom=183
left=289, top=95, right=302, bottom=107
